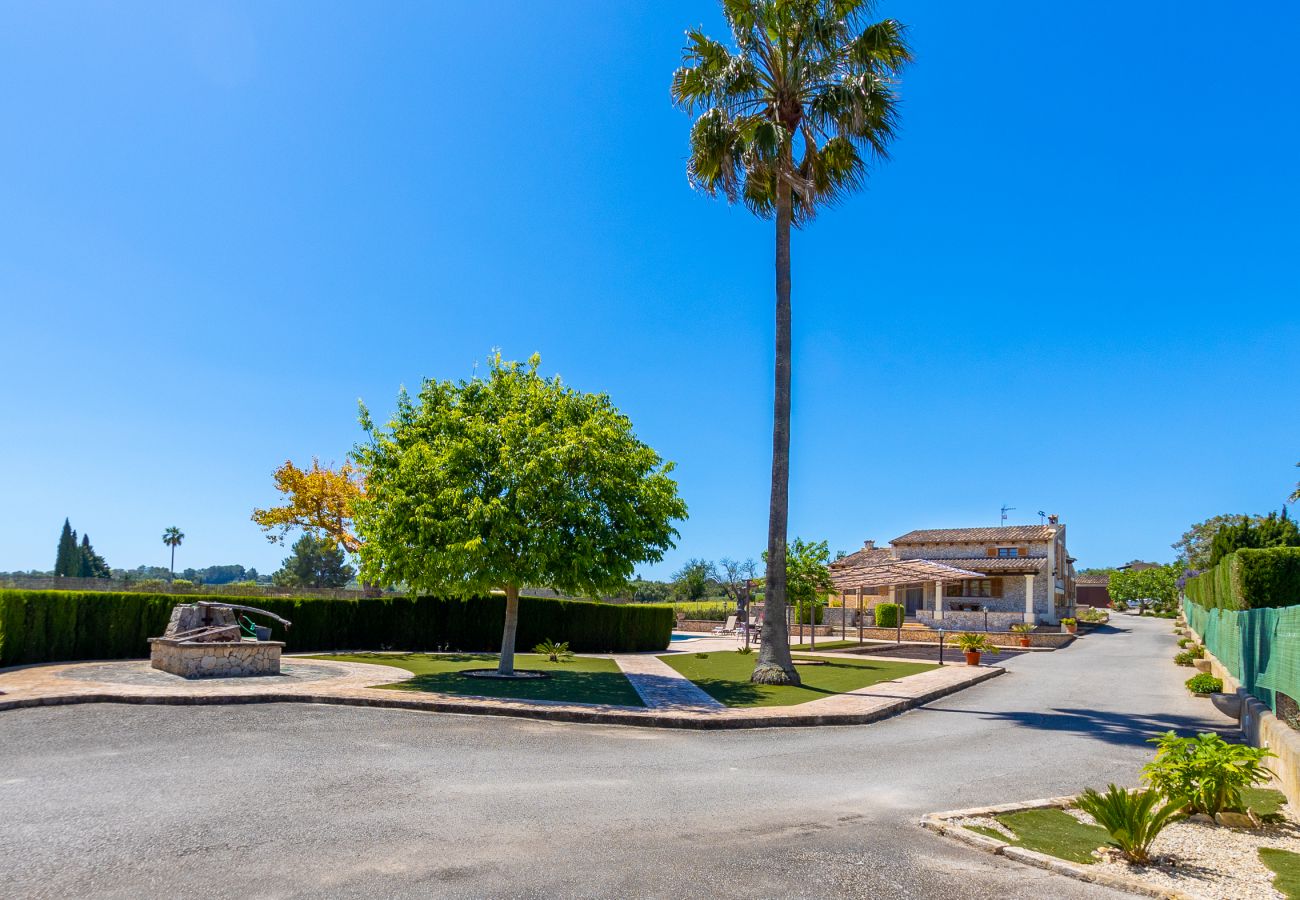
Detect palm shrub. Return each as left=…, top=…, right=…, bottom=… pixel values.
left=532, top=639, right=574, bottom=663
left=1010, top=623, right=1034, bottom=634
left=955, top=632, right=1001, bottom=655
left=1076, top=785, right=1184, bottom=864
left=1143, top=731, right=1274, bottom=816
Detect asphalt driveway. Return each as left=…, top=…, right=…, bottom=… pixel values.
left=0, top=614, right=1234, bottom=899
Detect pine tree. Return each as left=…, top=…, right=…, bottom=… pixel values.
left=54, top=519, right=79, bottom=576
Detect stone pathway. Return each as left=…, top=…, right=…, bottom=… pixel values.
left=610, top=653, right=724, bottom=710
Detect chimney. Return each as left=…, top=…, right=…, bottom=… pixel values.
left=863, top=540, right=875, bottom=550
left=1047, top=515, right=1059, bottom=525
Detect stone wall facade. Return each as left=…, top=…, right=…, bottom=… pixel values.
left=150, top=639, right=283, bottom=678
left=916, top=610, right=1026, bottom=632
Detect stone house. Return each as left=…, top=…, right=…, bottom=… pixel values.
left=829, top=522, right=1077, bottom=630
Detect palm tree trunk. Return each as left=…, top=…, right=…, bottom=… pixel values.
left=170, top=545, right=175, bottom=583
left=498, top=583, right=520, bottom=676
left=753, top=172, right=800, bottom=686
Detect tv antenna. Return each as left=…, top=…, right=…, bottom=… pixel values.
left=1037, top=510, right=1047, bottom=525
left=1000, top=504, right=1016, bottom=525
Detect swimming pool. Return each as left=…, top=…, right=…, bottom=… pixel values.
left=669, top=633, right=698, bottom=642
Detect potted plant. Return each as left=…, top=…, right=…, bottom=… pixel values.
left=1010, top=622, right=1034, bottom=647
left=1061, top=617, right=1077, bottom=634
left=955, top=632, right=1001, bottom=666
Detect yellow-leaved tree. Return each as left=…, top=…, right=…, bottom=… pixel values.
left=251, top=458, right=364, bottom=554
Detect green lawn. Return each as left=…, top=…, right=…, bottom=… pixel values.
left=980, top=808, right=1111, bottom=864
left=658, top=651, right=936, bottom=707
left=1260, top=848, right=1300, bottom=899
left=310, top=652, right=645, bottom=707
left=1243, top=787, right=1289, bottom=820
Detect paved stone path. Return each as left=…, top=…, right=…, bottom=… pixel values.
left=611, top=653, right=725, bottom=710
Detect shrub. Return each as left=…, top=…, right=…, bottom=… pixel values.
left=874, top=603, right=904, bottom=628
left=1174, top=652, right=1196, bottom=667
left=532, top=639, right=573, bottom=663
left=955, top=632, right=1001, bottom=654
left=1184, top=673, right=1224, bottom=695
left=1178, top=637, right=1190, bottom=648
left=0, top=590, right=672, bottom=665
left=1077, top=607, right=1107, bottom=623
left=1186, top=644, right=1204, bottom=659
left=1143, top=731, right=1273, bottom=816
left=735, top=645, right=753, bottom=655
left=1061, top=617, right=1077, bottom=627
left=1185, top=547, right=1300, bottom=611
left=793, top=600, right=823, bottom=625
left=1076, top=785, right=1184, bottom=864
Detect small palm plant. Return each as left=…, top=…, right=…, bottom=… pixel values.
left=955, top=632, right=1001, bottom=654
left=532, top=639, right=574, bottom=663
left=1076, top=785, right=1184, bottom=864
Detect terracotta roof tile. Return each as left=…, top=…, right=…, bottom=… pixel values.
left=891, top=525, right=1057, bottom=544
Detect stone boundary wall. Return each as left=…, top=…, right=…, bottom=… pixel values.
left=852, top=627, right=1074, bottom=649
left=1183, top=616, right=1300, bottom=810
left=917, top=611, right=1026, bottom=632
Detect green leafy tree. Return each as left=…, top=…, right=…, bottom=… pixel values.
left=272, top=533, right=355, bottom=588
left=1108, top=564, right=1179, bottom=613
left=1289, top=461, right=1299, bottom=506
left=54, top=518, right=79, bottom=576
left=1208, top=509, right=1300, bottom=567
left=625, top=576, right=674, bottom=603
left=672, top=559, right=716, bottom=602
left=353, top=353, right=688, bottom=676
left=671, top=0, right=911, bottom=685
left=76, top=534, right=110, bottom=578
left=161, top=526, right=184, bottom=581
left=1173, top=514, right=1260, bottom=569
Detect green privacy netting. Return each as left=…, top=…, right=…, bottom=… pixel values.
left=1184, top=598, right=1300, bottom=712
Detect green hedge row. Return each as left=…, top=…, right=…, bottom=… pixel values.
left=0, top=590, right=673, bottom=666
left=874, top=602, right=904, bottom=628
left=1184, top=547, right=1300, bottom=611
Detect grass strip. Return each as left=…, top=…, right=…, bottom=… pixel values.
left=992, top=809, right=1110, bottom=865
left=309, top=652, right=645, bottom=707
left=658, top=650, right=936, bottom=708
left=1260, top=848, right=1300, bottom=899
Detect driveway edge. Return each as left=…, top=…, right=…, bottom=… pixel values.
left=920, top=800, right=1198, bottom=900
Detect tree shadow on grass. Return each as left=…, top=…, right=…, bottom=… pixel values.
left=385, top=669, right=645, bottom=708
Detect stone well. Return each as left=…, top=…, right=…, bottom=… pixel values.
left=148, top=602, right=287, bottom=679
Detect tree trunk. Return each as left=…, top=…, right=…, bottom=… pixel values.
left=498, top=584, right=520, bottom=676
left=753, top=169, right=800, bottom=687
left=170, top=546, right=176, bottom=583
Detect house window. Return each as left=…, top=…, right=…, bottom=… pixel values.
left=997, top=547, right=1020, bottom=557
left=946, top=579, right=1003, bottom=598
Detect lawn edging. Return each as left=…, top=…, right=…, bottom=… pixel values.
left=921, top=799, right=1197, bottom=900
left=0, top=657, right=1004, bottom=730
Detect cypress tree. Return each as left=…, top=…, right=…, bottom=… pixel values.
left=54, top=519, right=78, bottom=576
left=78, top=533, right=110, bottom=578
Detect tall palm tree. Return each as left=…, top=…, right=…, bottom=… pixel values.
left=162, top=526, right=184, bottom=581
left=672, top=0, right=910, bottom=684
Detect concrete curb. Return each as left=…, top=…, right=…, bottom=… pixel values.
left=0, top=663, right=1004, bottom=730
left=920, top=799, right=1199, bottom=900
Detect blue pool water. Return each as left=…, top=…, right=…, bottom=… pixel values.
left=669, top=634, right=696, bottom=642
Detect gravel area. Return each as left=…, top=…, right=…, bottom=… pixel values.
left=1064, top=804, right=1300, bottom=899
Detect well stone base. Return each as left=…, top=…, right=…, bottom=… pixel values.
left=149, top=639, right=284, bottom=678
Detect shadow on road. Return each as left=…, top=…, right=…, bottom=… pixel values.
left=921, top=704, right=1236, bottom=747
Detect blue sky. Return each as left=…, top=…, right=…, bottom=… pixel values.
left=2, top=1, right=1297, bottom=578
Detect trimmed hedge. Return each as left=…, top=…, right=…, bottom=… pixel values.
left=0, top=590, right=673, bottom=666
left=874, top=602, right=904, bottom=628
left=1184, top=547, right=1300, bottom=611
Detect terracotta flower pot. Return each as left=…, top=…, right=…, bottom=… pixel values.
left=1018, top=637, right=1031, bottom=648
left=964, top=651, right=981, bottom=666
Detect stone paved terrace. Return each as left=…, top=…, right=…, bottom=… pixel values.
left=0, top=646, right=1001, bottom=729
